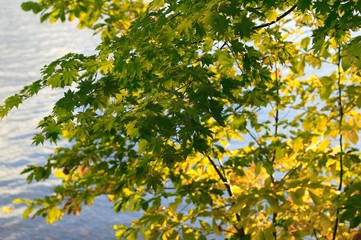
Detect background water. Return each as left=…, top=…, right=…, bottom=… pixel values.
left=0, top=1, right=137, bottom=239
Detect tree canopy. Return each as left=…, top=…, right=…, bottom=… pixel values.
left=2, top=0, right=361, bottom=239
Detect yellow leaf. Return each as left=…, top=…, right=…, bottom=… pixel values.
left=46, top=207, right=62, bottom=224
left=316, top=116, right=327, bottom=133
left=168, top=202, right=179, bottom=213
left=293, top=137, right=303, bottom=152
left=302, top=118, right=313, bottom=131
left=349, top=130, right=359, bottom=144
left=266, top=10, right=278, bottom=22
left=319, top=140, right=331, bottom=151
left=108, top=194, right=115, bottom=202
left=12, top=198, right=24, bottom=204
left=99, top=60, right=114, bottom=74
left=54, top=169, right=67, bottom=179
left=311, top=136, right=319, bottom=145
left=231, top=186, right=242, bottom=195
left=219, top=139, right=229, bottom=147
left=62, top=129, right=70, bottom=138
left=22, top=206, right=33, bottom=219
left=123, top=188, right=133, bottom=197
left=2, top=206, right=13, bottom=213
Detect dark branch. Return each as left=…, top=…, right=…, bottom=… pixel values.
left=252, top=4, right=297, bottom=30
left=332, top=45, right=344, bottom=240
left=206, top=155, right=246, bottom=237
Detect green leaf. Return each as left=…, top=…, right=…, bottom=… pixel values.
left=290, top=188, right=304, bottom=205
left=199, top=220, right=211, bottom=233
left=62, top=69, right=78, bottom=86
left=350, top=216, right=361, bottom=228
left=193, top=137, right=209, bottom=153
left=342, top=55, right=352, bottom=71
left=300, top=37, right=310, bottom=51
left=297, top=0, right=312, bottom=12
left=235, top=16, right=254, bottom=38
left=341, top=208, right=356, bottom=222
left=182, top=226, right=196, bottom=240
left=5, top=94, right=22, bottom=109
left=206, top=12, right=229, bottom=35
left=356, top=95, right=361, bottom=108
left=138, top=139, right=149, bottom=153
left=342, top=36, right=361, bottom=70
left=32, top=133, right=45, bottom=145
left=21, top=2, right=42, bottom=13
left=0, top=106, right=9, bottom=119
left=146, top=175, right=163, bottom=191
left=212, top=219, right=222, bottom=235
left=46, top=74, right=62, bottom=88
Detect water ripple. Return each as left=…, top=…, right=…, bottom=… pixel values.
left=0, top=1, right=128, bottom=239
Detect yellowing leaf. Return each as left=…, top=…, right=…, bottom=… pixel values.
left=349, top=130, right=359, bottom=144
left=2, top=206, right=13, bottom=213
left=212, top=219, right=222, bottom=235
left=177, top=20, right=192, bottom=34
left=99, top=60, right=114, bottom=74
left=329, top=129, right=339, bottom=138
left=108, top=194, right=115, bottom=202
left=199, top=220, right=211, bottom=233
left=123, top=188, right=133, bottom=197
left=290, top=188, right=304, bottom=205
left=319, top=140, right=331, bottom=151
left=300, top=37, right=310, bottom=50
left=302, top=118, right=313, bottom=131
left=308, top=190, right=322, bottom=205
left=316, top=116, right=327, bottom=133
left=219, top=138, right=229, bottom=147
left=293, top=137, right=304, bottom=152
left=54, top=169, right=68, bottom=179
left=12, top=198, right=24, bottom=204
left=311, top=136, right=319, bottom=145
left=23, top=206, right=34, bottom=219
left=266, top=9, right=278, bottom=22
left=62, top=129, right=70, bottom=138
left=46, top=207, right=62, bottom=224
left=46, top=74, right=62, bottom=88
left=138, top=139, right=149, bottom=152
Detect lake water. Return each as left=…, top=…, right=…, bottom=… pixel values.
left=0, top=1, right=137, bottom=239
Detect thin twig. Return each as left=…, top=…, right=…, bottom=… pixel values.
left=245, top=127, right=274, bottom=175
left=272, top=63, right=280, bottom=164
left=225, top=41, right=243, bottom=74
left=313, top=228, right=320, bottom=240
left=272, top=63, right=280, bottom=240
left=332, top=45, right=344, bottom=240
left=206, top=156, right=235, bottom=207
left=252, top=5, right=298, bottom=30
left=206, top=155, right=246, bottom=237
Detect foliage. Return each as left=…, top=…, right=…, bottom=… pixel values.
left=2, top=0, right=361, bottom=239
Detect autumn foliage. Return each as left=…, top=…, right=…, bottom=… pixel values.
left=2, top=0, right=361, bottom=239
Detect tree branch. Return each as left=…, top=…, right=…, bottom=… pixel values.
left=252, top=5, right=297, bottom=30
left=206, top=155, right=246, bottom=237
left=332, top=45, right=344, bottom=240
left=272, top=63, right=280, bottom=240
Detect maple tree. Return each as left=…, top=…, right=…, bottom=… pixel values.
left=1, top=0, right=361, bottom=239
